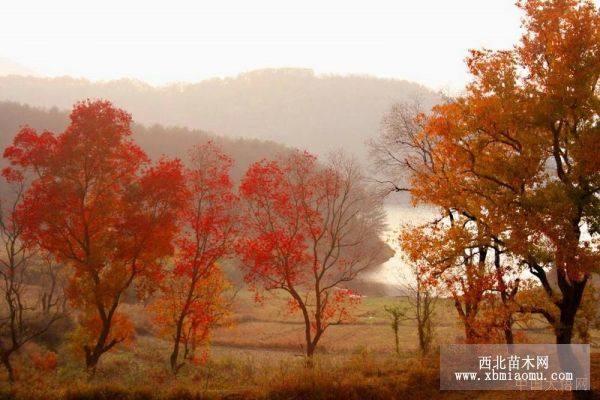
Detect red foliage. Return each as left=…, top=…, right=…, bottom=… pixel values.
left=153, top=141, right=235, bottom=372
left=30, top=350, right=58, bottom=372
left=4, top=100, right=187, bottom=368
left=237, top=151, right=385, bottom=356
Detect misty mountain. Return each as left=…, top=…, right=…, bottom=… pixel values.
left=0, top=68, right=441, bottom=160
left=0, top=101, right=290, bottom=182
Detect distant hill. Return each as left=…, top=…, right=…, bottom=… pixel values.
left=0, top=101, right=290, bottom=182
left=0, top=69, right=441, bottom=160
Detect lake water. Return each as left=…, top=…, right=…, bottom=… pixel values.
left=364, top=204, right=435, bottom=288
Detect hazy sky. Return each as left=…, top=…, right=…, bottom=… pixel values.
left=0, top=0, right=527, bottom=92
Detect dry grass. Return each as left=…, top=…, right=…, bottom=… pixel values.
left=3, top=351, right=598, bottom=399
left=0, top=290, right=597, bottom=399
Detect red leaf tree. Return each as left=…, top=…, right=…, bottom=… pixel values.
left=237, top=151, right=386, bottom=357
left=152, top=142, right=236, bottom=373
left=3, top=100, right=187, bottom=370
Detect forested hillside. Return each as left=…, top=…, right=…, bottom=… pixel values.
left=0, top=101, right=290, bottom=181
left=0, top=69, right=440, bottom=159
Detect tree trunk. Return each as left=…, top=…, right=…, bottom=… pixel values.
left=418, top=324, right=425, bottom=354
left=504, top=327, right=514, bottom=345
left=84, top=350, right=101, bottom=372
left=84, top=318, right=114, bottom=371
left=504, top=314, right=514, bottom=345
left=305, top=342, right=316, bottom=368
left=556, top=274, right=589, bottom=399
left=463, top=319, right=478, bottom=344
left=306, top=342, right=315, bottom=357
left=555, top=272, right=587, bottom=345
left=556, top=312, right=575, bottom=344
left=1, top=353, right=14, bottom=384
left=294, top=293, right=313, bottom=359
left=170, top=315, right=185, bottom=373
left=170, top=341, right=181, bottom=373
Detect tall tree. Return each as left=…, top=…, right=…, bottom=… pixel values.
left=3, top=100, right=187, bottom=370
left=372, top=0, right=599, bottom=344
left=372, top=101, right=522, bottom=344
left=153, top=142, right=236, bottom=374
left=237, top=151, right=386, bottom=357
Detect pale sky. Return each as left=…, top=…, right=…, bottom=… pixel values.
left=0, top=0, right=527, bottom=92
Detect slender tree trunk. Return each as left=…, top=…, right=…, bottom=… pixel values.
left=170, top=256, right=201, bottom=373
left=423, top=320, right=432, bottom=355
left=84, top=318, right=113, bottom=371
left=290, top=289, right=313, bottom=360
left=493, top=244, right=515, bottom=345
left=417, top=324, right=424, bottom=354
left=170, top=315, right=186, bottom=373
left=416, top=290, right=424, bottom=354
left=1, top=353, right=14, bottom=384
left=464, top=326, right=476, bottom=344
left=306, top=342, right=315, bottom=357
left=85, top=350, right=101, bottom=372
left=305, top=341, right=316, bottom=369
left=504, top=326, right=514, bottom=345
left=170, top=339, right=181, bottom=373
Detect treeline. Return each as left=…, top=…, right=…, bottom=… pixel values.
left=0, top=101, right=290, bottom=182
left=0, top=99, right=387, bottom=381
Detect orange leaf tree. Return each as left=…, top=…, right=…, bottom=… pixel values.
left=400, top=217, right=520, bottom=344
left=3, top=100, right=187, bottom=370
left=377, top=0, right=599, bottom=344
left=237, top=151, right=386, bottom=357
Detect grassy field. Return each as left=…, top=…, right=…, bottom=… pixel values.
left=206, top=290, right=581, bottom=354
left=2, top=289, right=599, bottom=399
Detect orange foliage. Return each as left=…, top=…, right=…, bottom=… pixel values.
left=397, top=0, right=599, bottom=344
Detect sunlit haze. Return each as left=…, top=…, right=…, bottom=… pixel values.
left=0, top=0, right=526, bottom=92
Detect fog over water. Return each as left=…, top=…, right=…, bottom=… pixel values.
left=367, top=204, right=436, bottom=289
